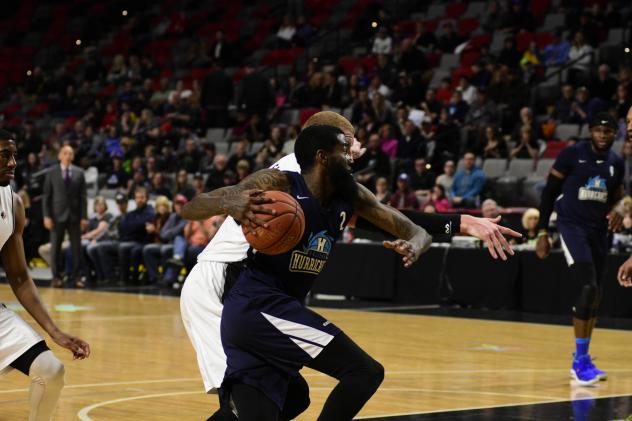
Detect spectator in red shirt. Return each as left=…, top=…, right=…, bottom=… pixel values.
left=389, top=173, right=420, bottom=210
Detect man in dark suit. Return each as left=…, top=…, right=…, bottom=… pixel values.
left=201, top=64, right=234, bottom=128
left=42, top=145, right=87, bottom=288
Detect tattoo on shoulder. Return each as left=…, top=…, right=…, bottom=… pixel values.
left=239, top=169, right=289, bottom=192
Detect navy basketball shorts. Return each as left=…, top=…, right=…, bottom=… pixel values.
left=220, top=287, right=341, bottom=410
left=557, top=219, right=608, bottom=280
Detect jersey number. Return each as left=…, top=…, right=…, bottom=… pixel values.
left=339, top=211, right=346, bottom=231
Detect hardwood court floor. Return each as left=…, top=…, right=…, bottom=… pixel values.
left=0, top=285, right=631, bottom=420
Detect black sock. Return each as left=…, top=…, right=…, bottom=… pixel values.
left=308, top=332, right=384, bottom=421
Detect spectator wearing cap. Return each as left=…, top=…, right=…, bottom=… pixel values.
left=450, top=152, right=486, bottom=209
left=389, top=173, right=420, bottom=210
left=94, top=186, right=155, bottom=285
left=86, top=192, right=128, bottom=285
left=143, top=195, right=188, bottom=285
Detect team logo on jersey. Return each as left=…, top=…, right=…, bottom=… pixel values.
left=578, top=175, right=608, bottom=203
left=289, top=230, right=334, bottom=275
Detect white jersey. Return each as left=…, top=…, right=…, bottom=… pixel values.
left=197, top=153, right=301, bottom=263
left=0, top=185, right=14, bottom=251
left=0, top=186, right=42, bottom=373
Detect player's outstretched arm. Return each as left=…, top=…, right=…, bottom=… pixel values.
left=182, top=169, right=290, bottom=231
left=458, top=215, right=521, bottom=260
left=617, top=255, right=632, bottom=287
left=1, top=193, right=90, bottom=359
left=388, top=206, right=521, bottom=260
left=353, top=183, right=432, bottom=268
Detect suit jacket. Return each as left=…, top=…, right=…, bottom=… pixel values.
left=42, top=164, right=87, bottom=223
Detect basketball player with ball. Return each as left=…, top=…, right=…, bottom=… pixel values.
left=182, top=118, right=520, bottom=420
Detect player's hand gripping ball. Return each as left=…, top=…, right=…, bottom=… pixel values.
left=242, top=191, right=305, bottom=255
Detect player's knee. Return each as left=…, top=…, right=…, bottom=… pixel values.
left=363, top=358, right=385, bottom=391
left=31, top=353, right=65, bottom=390
left=44, top=359, right=65, bottom=390
left=574, top=283, right=599, bottom=320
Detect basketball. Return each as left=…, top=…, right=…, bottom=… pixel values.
left=242, top=190, right=305, bottom=255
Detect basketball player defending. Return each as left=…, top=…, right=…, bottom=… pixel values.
left=0, top=130, right=90, bottom=420
left=536, top=113, right=624, bottom=386
left=181, top=112, right=520, bottom=420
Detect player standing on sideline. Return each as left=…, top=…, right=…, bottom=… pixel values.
left=536, top=112, right=624, bottom=385
left=181, top=111, right=521, bottom=420
left=0, top=130, right=90, bottom=420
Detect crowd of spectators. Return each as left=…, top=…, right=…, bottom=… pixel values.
left=3, top=0, right=632, bottom=286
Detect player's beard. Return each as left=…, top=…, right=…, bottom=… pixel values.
left=591, top=138, right=613, bottom=154
left=327, top=159, right=358, bottom=202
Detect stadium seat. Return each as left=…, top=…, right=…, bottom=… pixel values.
left=439, top=54, right=459, bottom=70
left=554, top=124, right=579, bottom=140
left=463, top=2, right=486, bottom=18
left=446, top=2, right=466, bottom=18
left=206, top=128, right=225, bottom=143
left=542, top=13, right=564, bottom=31
left=481, top=159, right=508, bottom=179
left=426, top=4, right=445, bottom=19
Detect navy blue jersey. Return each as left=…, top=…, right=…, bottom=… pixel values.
left=553, top=141, right=624, bottom=228
left=240, top=171, right=354, bottom=301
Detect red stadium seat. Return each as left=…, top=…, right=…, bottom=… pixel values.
left=460, top=50, right=481, bottom=67
left=469, top=34, right=492, bottom=48
left=516, top=32, right=534, bottom=52
left=446, top=2, right=466, bottom=18
left=457, top=18, right=479, bottom=37
left=299, top=108, right=321, bottom=126
left=543, top=141, right=567, bottom=158
left=535, top=31, right=554, bottom=49
left=338, top=56, right=361, bottom=75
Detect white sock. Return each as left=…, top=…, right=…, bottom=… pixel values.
left=28, top=351, right=65, bottom=421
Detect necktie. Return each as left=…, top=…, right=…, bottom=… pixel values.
left=64, top=167, right=70, bottom=185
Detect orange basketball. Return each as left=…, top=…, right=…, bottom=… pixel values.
left=242, top=190, right=305, bottom=255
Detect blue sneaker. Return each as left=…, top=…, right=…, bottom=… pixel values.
left=570, top=354, right=600, bottom=386
left=584, top=355, right=607, bottom=381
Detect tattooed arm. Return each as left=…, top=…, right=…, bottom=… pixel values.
left=353, top=183, right=432, bottom=268
left=182, top=169, right=290, bottom=230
